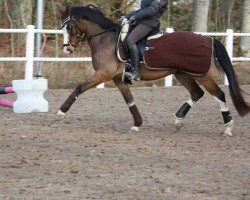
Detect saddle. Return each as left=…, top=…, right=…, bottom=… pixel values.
left=117, top=23, right=162, bottom=84
left=116, top=23, right=162, bottom=63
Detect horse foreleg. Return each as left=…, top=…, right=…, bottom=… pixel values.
left=113, top=75, right=142, bottom=132
left=174, top=73, right=204, bottom=130
left=58, top=71, right=108, bottom=115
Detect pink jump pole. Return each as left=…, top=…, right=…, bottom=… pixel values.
left=0, top=99, right=13, bottom=108
left=0, top=87, right=14, bottom=94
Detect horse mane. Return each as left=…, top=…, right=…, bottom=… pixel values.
left=71, top=5, right=118, bottom=31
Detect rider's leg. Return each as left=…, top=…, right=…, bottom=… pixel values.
left=126, top=24, right=153, bottom=80
left=127, top=44, right=140, bottom=80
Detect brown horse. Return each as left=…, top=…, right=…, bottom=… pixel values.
left=58, top=4, right=250, bottom=136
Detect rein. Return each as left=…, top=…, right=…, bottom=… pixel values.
left=81, top=26, right=117, bottom=42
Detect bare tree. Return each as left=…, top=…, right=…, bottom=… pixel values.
left=3, top=0, right=33, bottom=56
left=191, top=0, right=209, bottom=32
left=109, top=0, right=137, bottom=20
left=110, top=0, right=124, bottom=20
left=4, top=0, right=14, bottom=56
left=240, top=0, right=250, bottom=56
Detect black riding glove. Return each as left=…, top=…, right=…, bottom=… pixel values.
left=118, top=15, right=127, bottom=24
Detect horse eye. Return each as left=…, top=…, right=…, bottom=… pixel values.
left=66, top=25, right=71, bottom=30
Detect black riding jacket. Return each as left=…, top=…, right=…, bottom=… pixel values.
left=126, top=0, right=168, bottom=27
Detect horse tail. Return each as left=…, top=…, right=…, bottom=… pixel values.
left=213, top=38, right=250, bottom=117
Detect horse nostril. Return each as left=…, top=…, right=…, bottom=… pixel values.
left=67, top=48, right=73, bottom=54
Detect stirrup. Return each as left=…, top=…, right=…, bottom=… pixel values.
left=124, top=71, right=140, bottom=81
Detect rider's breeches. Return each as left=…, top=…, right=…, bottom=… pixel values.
left=127, top=24, right=154, bottom=49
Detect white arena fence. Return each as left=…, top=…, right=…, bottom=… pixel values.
left=0, top=25, right=250, bottom=87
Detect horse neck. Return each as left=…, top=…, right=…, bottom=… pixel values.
left=85, top=22, right=116, bottom=52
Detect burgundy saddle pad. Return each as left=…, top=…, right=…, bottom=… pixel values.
left=143, top=31, right=213, bottom=75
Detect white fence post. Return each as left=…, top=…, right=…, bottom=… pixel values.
left=25, top=25, right=35, bottom=80
left=225, top=29, right=234, bottom=85
left=164, top=28, right=174, bottom=87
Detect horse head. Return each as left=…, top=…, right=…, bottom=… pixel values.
left=59, top=4, right=117, bottom=54
left=59, top=4, right=86, bottom=54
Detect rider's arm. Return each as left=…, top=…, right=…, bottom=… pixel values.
left=133, top=0, right=168, bottom=20
left=126, top=10, right=138, bottom=19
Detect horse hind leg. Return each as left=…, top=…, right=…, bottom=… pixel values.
left=214, top=91, right=234, bottom=136
left=174, top=72, right=204, bottom=130
left=196, top=72, right=234, bottom=136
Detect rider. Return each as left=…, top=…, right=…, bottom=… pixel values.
left=120, top=0, right=168, bottom=81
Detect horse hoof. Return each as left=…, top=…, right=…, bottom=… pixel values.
left=175, top=117, right=183, bottom=131
left=57, top=110, right=66, bottom=116
left=129, top=126, right=140, bottom=133
left=224, top=120, right=234, bottom=136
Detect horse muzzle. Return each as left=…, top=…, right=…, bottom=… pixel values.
left=63, top=44, right=75, bottom=54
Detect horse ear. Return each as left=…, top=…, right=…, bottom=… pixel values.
left=65, top=2, right=72, bottom=16
left=58, top=4, right=65, bottom=15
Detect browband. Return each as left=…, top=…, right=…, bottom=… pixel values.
left=61, top=16, right=78, bottom=27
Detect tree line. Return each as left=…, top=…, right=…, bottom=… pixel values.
left=0, top=0, right=250, bottom=56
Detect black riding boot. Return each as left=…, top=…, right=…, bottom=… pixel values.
left=125, top=44, right=140, bottom=81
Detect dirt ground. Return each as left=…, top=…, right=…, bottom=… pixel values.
left=0, top=86, right=250, bottom=200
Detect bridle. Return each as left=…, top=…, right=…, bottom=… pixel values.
left=61, top=15, right=117, bottom=48
left=61, top=16, right=83, bottom=48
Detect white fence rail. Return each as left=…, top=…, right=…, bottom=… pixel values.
left=1, top=25, right=250, bottom=87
